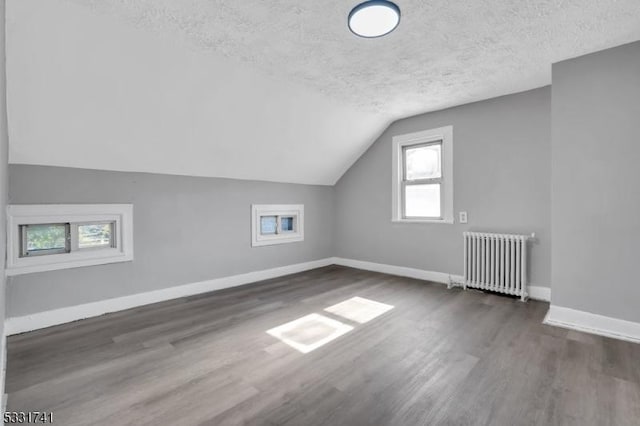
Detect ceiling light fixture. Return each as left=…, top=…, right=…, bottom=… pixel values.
left=348, top=1, right=401, bottom=38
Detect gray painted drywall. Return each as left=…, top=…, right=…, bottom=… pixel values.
left=0, top=0, right=7, bottom=406
left=551, top=41, right=640, bottom=322
left=334, top=87, right=551, bottom=288
left=7, top=165, right=333, bottom=317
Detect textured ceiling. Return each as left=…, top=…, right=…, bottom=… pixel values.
left=72, top=0, right=640, bottom=119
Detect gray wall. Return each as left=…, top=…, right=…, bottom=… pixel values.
left=334, top=87, right=551, bottom=288
left=1, top=0, right=8, bottom=405
left=551, top=41, right=640, bottom=322
left=7, top=165, right=333, bottom=317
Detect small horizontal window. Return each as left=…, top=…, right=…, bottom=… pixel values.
left=259, top=215, right=298, bottom=236
left=252, top=205, right=304, bottom=247
left=7, top=204, right=133, bottom=275
left=19, top=221, right=117, bottom=258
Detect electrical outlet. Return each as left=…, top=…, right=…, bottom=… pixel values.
left=459, top=211, right=468, bottom=224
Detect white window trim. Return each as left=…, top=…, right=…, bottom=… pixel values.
left=252, top=204, right=304, bottom=247
left=392, top=125, right=454, bottom=224
left=6, top=204, right=134, bottom=276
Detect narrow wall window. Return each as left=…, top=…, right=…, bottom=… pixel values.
left=7, top=204, right=133, bottom=275
left=392, top=126, right=453, bottom=223
left=19, top=221, right=116, bottom=257
left=252, top=205, right=304, bottom=247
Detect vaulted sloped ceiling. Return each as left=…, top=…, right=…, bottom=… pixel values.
left=6, top=0, right=640, bottom=184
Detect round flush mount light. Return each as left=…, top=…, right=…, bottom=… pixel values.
left=348, top=1, right=401, bottom=38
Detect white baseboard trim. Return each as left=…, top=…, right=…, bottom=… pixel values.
left=332, top=257, right=453, bottom=284
left=332, top=257, right=551, bottom=302
left=543, top=305, right=640, bottom=344
left=5, top=258, right=334, bottom=336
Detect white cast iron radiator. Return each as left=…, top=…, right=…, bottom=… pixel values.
left=463, top=232, right=532, bottom=301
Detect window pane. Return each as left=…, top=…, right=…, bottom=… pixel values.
left=260, top=216, right=277, bottom=235
left=405, top=184, right=441, bottom=218
left=281, top=216, right=295, bottom=232
left=78, top=223, right=114, bottom=249
left=24, top=224, right=67, bottom=252
left=405, top=143, right=441, bottom=180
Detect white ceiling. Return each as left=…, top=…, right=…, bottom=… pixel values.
left=6, top=0, right=640, bottom=184
left=6, top=0, right=388, bottom=185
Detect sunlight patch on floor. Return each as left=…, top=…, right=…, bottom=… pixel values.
left=324, top=296, right=394, bottom=324
left=266, top=313, right=353, bottom=353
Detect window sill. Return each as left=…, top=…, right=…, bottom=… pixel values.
left=6, top=252, right=134, bottom=276
left=392, top=218, right=454, bottom=224
left=252, top=235, right=304, bottom=247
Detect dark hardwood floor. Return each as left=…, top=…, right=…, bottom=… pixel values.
left=6, top=266, right=640, bottom=425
